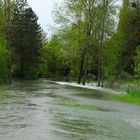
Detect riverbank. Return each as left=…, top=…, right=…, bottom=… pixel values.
left=0, top=79, right=140, bottom=106
left=106, top=80, right=140, bottom=105
left=55, top=81, right=125, bottom=94
left=111, top=90, right=140, bottom=105
left=55, top=81, right=140, bottom=106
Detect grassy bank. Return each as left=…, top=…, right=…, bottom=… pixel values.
left=104, top=78, right=140, bottom=105
left=111, top=90, right=140, bottom=105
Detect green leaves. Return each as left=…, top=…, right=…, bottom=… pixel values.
left=0, top=33, right=8, bottom=82
left=11, top=4, right=43, bottom=79
left=0, top=1, right=8, bottom=82
left=134, top=46, right=140, bottom=75
left=45, top=0, right=118, bottom=82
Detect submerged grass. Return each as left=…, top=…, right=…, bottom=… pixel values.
left=0, top=84, right=11, bottom=101
left=59, top=103, right=98, bottom=110
left=0, top=90, right=9, bottom=100
left=58, top=103, right=113, bottom=112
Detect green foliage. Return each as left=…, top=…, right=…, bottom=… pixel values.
left=0, top=1, right=8, bottom=82
left=104, top=0, right=140, bottom=79
left=0, top=1, right=5, bottom=31
left=22, top=67, right=39, bottom=80
left=11, top=5, right=43, bottom=79
left=134, top=46, right=140, bottom=75
left=50, top=0, right=118, bottom=83
left=1, top=0, right=140, bottom=86
left=104, top=37, right=120, bottom=78
left=42, top=35, right=71, bottom=80
left=116, top=0, right=140, bottom=75
left=0, top=34, right=8, bottom=82
left=39, top=63, right=48, bottom=78
left=127, top=89, right=140, bottom=97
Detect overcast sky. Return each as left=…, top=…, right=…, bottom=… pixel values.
left=28, top=0, right=63, bottom=36
left=28, top=0, right=122, bottom=36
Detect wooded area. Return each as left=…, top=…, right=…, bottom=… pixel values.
left=0, top=0, right=140, bottom=88
left=1, top=1, right=140, bottom=139
left=0, top=0, right=42, bottom=82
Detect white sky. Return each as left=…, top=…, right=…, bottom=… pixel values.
left=28, top=0, right=63, bottom=36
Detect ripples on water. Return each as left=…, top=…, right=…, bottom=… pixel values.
left=0, top=80, right=140, bottom=140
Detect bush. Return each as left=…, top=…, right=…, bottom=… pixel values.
left=119, top=71, right=132, bottom=81
left=22, top=67, right=39, bottom=80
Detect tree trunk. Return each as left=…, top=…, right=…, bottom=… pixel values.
left=77, top=49, right=85, bottom=84
left=82, top=69, right=87, bottom=85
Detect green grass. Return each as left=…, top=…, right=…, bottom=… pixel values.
left=104, top=78, right=140, bottom=106
left=111, top=90, right=140, bottom=105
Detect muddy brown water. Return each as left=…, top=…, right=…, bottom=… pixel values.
left=0, top=80, right=140, bottom=140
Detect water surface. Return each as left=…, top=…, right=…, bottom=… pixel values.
left=0, top=80, right=140, bottom=140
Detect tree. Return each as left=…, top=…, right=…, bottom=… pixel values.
left=11, top=6, right=43, bottom=79
left=0, top=34, right=8, bottom=82
left=134, top=46, right=140, bottom=75
left=116, top=0, right=140, bottom=75
left=0, top=0, right=8, bottom=82
left=53, top=0, right=117, bottom=84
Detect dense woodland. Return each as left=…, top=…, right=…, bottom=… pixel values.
left=0, top=0, right=140, bottom=87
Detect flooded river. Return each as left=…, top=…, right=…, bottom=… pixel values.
left=0, top=80, right=140, bottom=140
